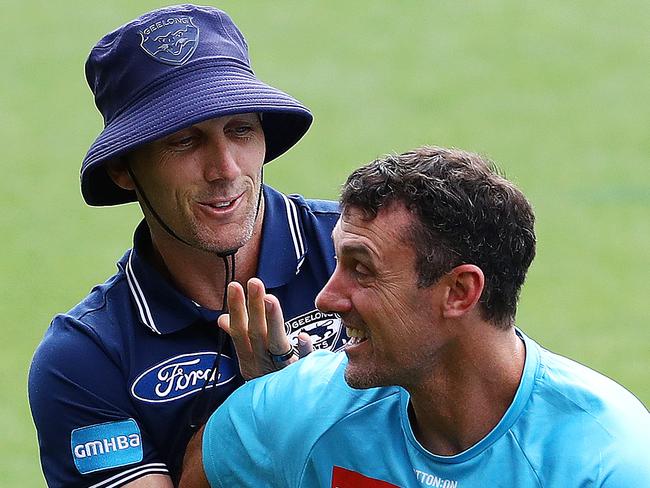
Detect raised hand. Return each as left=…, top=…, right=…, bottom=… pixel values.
left=218, top=278, right=313, bottom=380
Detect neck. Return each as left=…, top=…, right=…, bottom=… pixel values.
left=144, top=209, right=264, bottom=311
left=406, top=323, right=525, bottom=456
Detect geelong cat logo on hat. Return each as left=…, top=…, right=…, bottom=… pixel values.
left=138, top=16, right=199, bottom=65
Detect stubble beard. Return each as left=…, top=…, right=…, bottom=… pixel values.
left=188, top=211, right=257, bottom=255
left=184, top=173, right=263, bottom=255
left=344, top=344, right=438, bottom=391
left=344, top=365, right=385, bottom=390
left=187, top=187, right=261, bottom=255
left=343, top=341, right=391, bottom=390
left=344, top=357, right=407, bottom=390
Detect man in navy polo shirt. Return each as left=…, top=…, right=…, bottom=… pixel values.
left=28, top=5, right=345, bottom=487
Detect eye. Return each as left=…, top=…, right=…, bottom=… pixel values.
left=174, top=136, right=195, bottom=147
left=166, top=131, right=198, bottom=149
left=351, top=261, right=375, bottom=287
left=353, top=262, right=374, bottom=281
left=228, top=124, right=254, bottom=137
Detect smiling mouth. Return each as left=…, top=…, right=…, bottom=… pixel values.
left=199, top=193, right=244, bottom=211
left=346, top=327, right=368, bottom=346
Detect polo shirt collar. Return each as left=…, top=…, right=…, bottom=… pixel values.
left=120, top=185, right=307, bottom=335
left=257, top=185, right=308, bottom=287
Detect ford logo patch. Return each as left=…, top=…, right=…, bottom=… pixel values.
left=139, top=16, right=199, bottom=66
left=131, top=352, right=236, bottom=403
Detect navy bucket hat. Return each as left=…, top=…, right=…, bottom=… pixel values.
left=81, top=4, right=312, bottom=206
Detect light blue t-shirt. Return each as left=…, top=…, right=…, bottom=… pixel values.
left=203, top=332, right=650, bottom=487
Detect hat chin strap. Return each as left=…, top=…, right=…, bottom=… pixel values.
left=127, top=166, right=258, bottom=431
left=125, top=166, right=265, bottom=304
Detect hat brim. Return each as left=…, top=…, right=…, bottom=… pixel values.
left=81, top=60, right=312, bottom=206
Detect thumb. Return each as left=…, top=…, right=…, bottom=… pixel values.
left=297, top=332, right=313, bottom=358
left=218, top=313, right=231, bottom=335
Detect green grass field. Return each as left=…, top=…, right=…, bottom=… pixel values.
left=2, top=1, right=648, bottom=485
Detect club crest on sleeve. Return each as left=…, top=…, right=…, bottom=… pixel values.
left=131, top=352, right=237, bottom=403
left=285, top=309, right=347, bottom=351
left=71, top=419, right=143, bottom=474
left=138, top=16, right=199, bottom=65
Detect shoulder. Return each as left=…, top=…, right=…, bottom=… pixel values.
left=286, top=194, right=340, bottom=240
left=29, top=266, right=131, bottom=386
left=516, top=340, right=650, bottom=484
left=256, top=349, right=347, bottom=393
left=222, top=351, right=349, bottom=414
left=210, top=351, right=393, bottom=435
left=286, top=193, right=340, bottom=234
left=534, top=345, right=648, bottom=431
left=288, top=195, right=339, bottom=254
left=263, top=185, right=339, bottom=219
left=203, top=351, right=399, bottom=486
left=261, top=187, right=339, bottom=248
left=287, top=193, right=340, bottom=216
left=58, top=269, right=130, bottom=331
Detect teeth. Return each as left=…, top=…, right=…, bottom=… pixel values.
left=346, top=327, right=368, bottom=339
left=212, top=200, right=232, bottom=208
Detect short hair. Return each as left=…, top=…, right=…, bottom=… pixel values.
left=340, top=146, right=536, bottom=328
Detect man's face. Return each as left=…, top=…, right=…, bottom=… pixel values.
left=315, top=203, right=450, bottom=389
left=125, top=113, right=265, bottom=254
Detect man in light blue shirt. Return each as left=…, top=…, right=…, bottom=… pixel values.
left=182, top=146, right=649, bottom=487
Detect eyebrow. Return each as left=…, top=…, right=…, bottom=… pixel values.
left=337, top=242, right=376, bottom=261
left=331, top=223, right=379, bottom=261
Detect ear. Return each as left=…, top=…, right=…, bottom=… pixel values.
left=106, top=158, right=135, bottom=191
left=441, top=264, right=484, bottom=319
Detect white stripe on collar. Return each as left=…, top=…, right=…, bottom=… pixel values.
left=125, top=250, right=161, bottom=335
left=87, top=462, right=169, bottom=488
left=281, top=194, right=306, bottom=274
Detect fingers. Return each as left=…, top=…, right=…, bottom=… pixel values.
left=224, top=281, right=248, bottom=343
left=264, top=294, right=290, bottom=355
left=246, top=278, right=272, bottom=364
left=264, top=294, right=298, bottom=368
left=218, top=278, right=313, bottom=380
left=220, top=282, right=255, bottom=374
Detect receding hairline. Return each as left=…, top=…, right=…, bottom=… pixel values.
left=334, top=201, right=417, bottom=260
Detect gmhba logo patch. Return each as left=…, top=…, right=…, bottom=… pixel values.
left=71, top=419, right=142, bottom=474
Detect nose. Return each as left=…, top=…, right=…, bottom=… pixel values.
left=315, top=268, right=352, bottom=315
left=203, top=134, right=241, bottom=182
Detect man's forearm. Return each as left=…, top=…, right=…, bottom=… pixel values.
left=179, top=426, right=210, bottom=488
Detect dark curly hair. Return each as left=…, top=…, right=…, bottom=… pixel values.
left=340, top=146, right=536, bottom=328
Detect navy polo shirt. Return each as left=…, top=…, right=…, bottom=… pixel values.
left=29, top=186, right=344, bottom=487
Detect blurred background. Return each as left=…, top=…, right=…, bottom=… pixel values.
left=2, top=0, right=648, bottom=484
